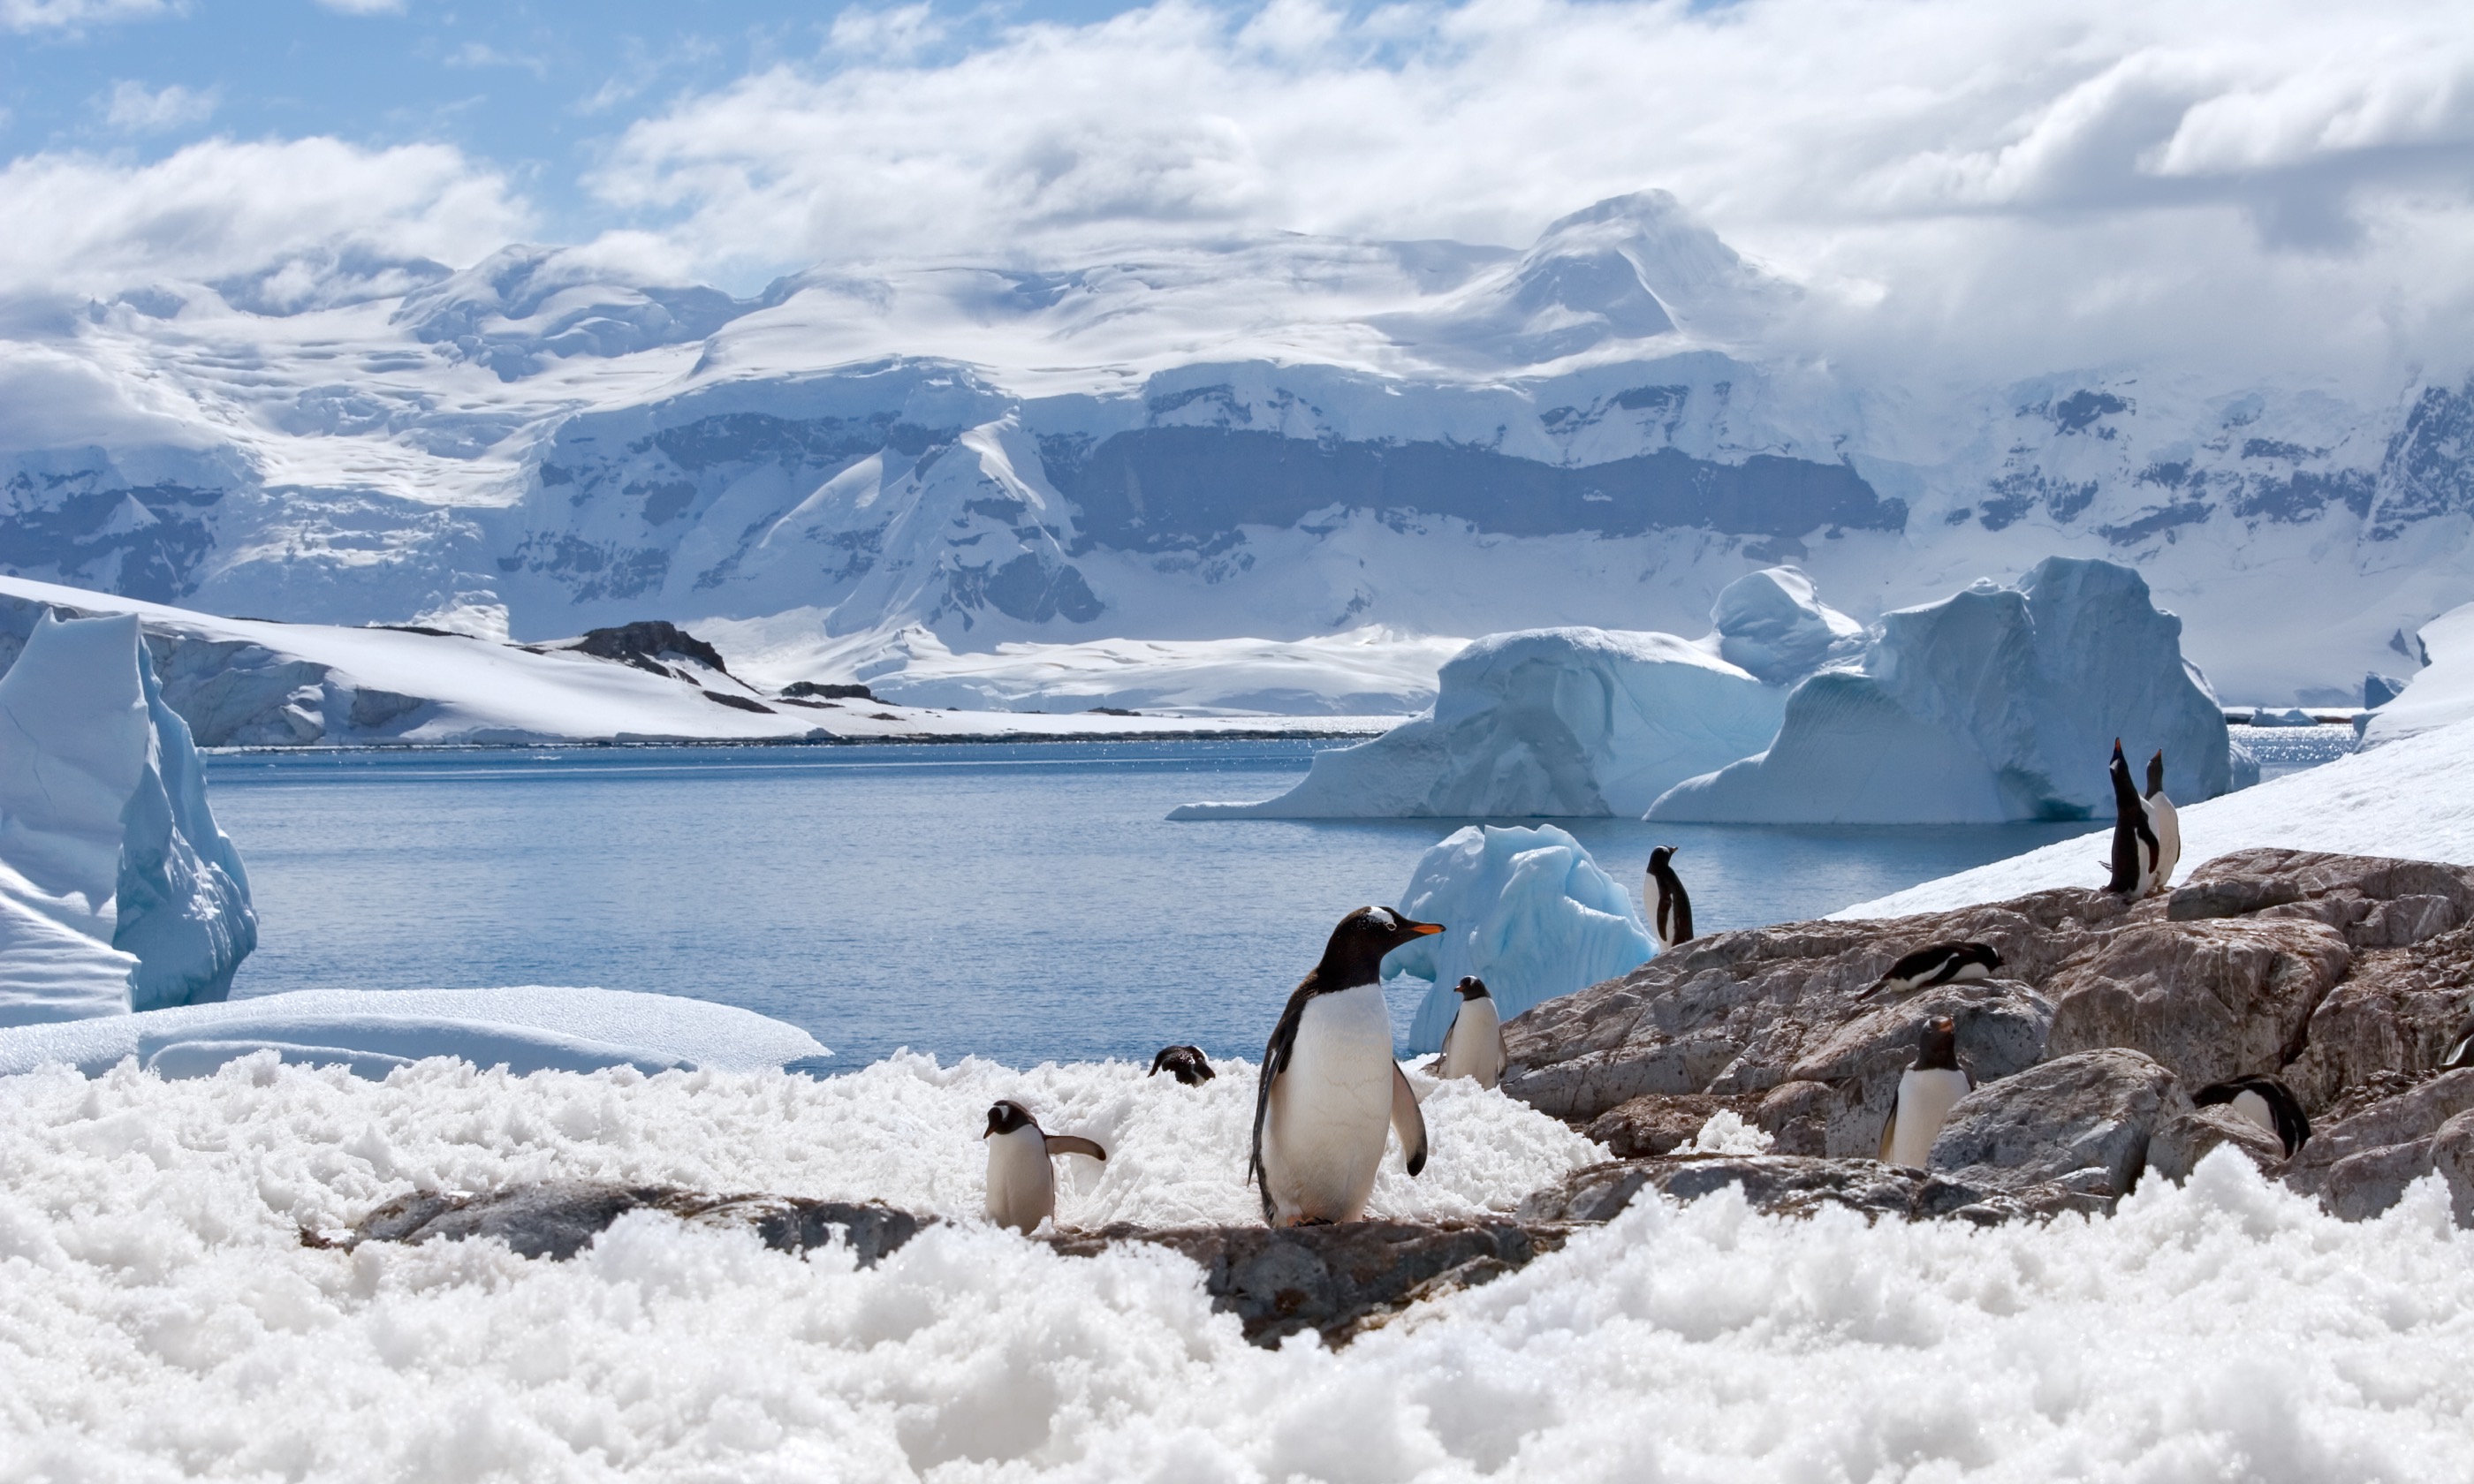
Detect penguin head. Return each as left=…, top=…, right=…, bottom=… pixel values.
left=2146, top=750, right=2166, bottom=797
left=1454, top=976, right=1492, bottom=1001
left=984, top=1100, right=1036, bottom=1139
left=1649, top=845, right=1678, bottom=873
left=1917, top=1015, right=1960, bottom=1070
left=1148, top=1044, right=1214, bottom=1084
left=1317, top=905, right=1445, bottom=986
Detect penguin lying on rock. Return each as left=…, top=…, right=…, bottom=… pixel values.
left=2193, top=1075, right=2310, bottom=1157
left=1645, top=846, right=1693, bottom=950
left=1437, top=977, right=1506, bottom=1088
left=1861, top=942, right=2001, bottom=998
left=1148, top=1045, right=1215, bottom=1086
left=983, top=1100, right=1107, bottom=1234
left=1878, top=1016, right=1971, bottom=1169
left=1250, top=906, right=1440, bottom=1226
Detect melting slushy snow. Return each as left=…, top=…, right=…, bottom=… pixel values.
left=4, top=1054, right=2472, bottom=1480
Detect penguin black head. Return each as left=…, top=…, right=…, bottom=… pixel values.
left=1454, top=976, right=1492, bottom=1001
left=1315, top=905, right=1445, bottom=988
left=984, top=1100, right=1036, bottom=1138
left=1649, top=845, right=1679, bottom=874
left=1149, top=1044, right=1215, bottom=1086
left=1916, top=1015, right=1960, bottom=1071
left=2146, top=750, right=2167, bottom=799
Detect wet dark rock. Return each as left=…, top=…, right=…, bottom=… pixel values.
left=1515, top=1155, right=2111, bottom=1226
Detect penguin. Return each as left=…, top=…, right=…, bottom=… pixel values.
left=1860, top=942, right=2002, bottom=998
left=1645, top=846, right=1694, bottom=950
left=2442, top=1016, right=2474, bottom=1071
left=1250, top=905, right=1440, bottom=1226
left=1878, top=1015, right=1972, bottom=1169
left=982, top=1100, right=1107, bottom=1234
left=2144, top=750, right=2182, bottom=894
left=1436, top=976, right=1507, bottom=1088
left=1148, top=1044, right=1215, bottom=1086
left=2192, top=1075, right=2310, bottom=1157
left=2106, top=739, right=2162, bottom=897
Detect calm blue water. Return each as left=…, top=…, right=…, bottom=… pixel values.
left=201, top=742, right=2089, bottom=1067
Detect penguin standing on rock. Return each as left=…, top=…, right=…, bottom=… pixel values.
left=1646, top=846, right=1694, bottom=950
left=2106, top=740, right=2163, bottom=897
left=1251, top=906, right=1440, bottom=1226
left=2144, top=751, right=2182, bottom=893
left=1437, top=977, right=1507, bottom=1088
left=983, top=1100, right=1107, bottom=1234
left=1148, top=1045, right=1215, bottom=1086
left=1861, top=942, right=2001, bottom=998
left=1878, top=1015, right=1972, bottom=1169
left=2193, top=1075, right=2310, bottom=1156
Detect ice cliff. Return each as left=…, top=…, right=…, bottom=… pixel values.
left=1651, top=558, right=2244, bottom=824
left=1384, top=824, right=1652, bottom=1054
left=0, top=611, right=254, bottom=1022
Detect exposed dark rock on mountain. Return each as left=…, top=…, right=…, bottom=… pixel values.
left=568, top=620, right=732, bottom=677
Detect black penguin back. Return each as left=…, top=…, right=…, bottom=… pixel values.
left=2106, top=740, right=2157, bottom=894
left=1648, top=846, right=1694, bottom=946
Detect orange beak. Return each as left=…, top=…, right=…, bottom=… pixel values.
left=1405, top=920, right=1445, bottom=936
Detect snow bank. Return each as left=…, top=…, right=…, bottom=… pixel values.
left=6, top=1057, right=2473, bottom=1480
left=0, top=985, right=825, bottom=1079
left=0, top=611, right=254, bottom=1020
left=1385, top=825, right=1652, bottom=1053
left=2360, top=601, right=2474, bottom=748
left=1655, top=557, right=2241, bottom=824
left=1839, top=711, right=2474, bottom=918
left=1172, top=627, right=1782, bottom=819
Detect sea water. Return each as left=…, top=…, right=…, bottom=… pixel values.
left=204, top=740, right=2097, bottom=1066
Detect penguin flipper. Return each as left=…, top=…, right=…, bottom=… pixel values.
left=1877, top=1109, right=1897, bottom=1162
left=1042, top=1135, right=1106, bottom=1162
left=1390, top=1063, right=1429, bottom=1177
left=1250, top=980, right=1314, bottom=1223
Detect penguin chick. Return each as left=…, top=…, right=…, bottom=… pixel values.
left=1878, top=1015, right=1972, bottom=1169
left=1437, top=976, right=1507, bottom=1088
left=983, top=1100, right=1106, bottom=1234
left=2144, top=750, right=2182, bottom=894
left=1148, top=1044, right=1215, bottom=1086
left=2106, top=740, right=2162, bottom=897
left=1250, top=906, right=1442, bottom=1226
left=2193, top=1075, right=2310, bottom=1157
left=1862, top=942, right=2001, bottom=998
left=1645, top=846, right=1694, bottom=950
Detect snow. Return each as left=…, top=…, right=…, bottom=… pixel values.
left=1686, top=1108, right=1776, bottom=1155
left=1385, top=825, right=1652, bottom=1053
left=0, top=610, right=254, bottom=1019
left=1171, top=627, right=1783, bottom=819
left=6, top=1054, right=2474, bottom=1478
left=1839, top=710, right=2474, bottom=918
left=0, top=986, right=827, bottom=1079
left=1653, top=557, right=2243, bottom=824
left=2359, top=600, right=2474, bottom=748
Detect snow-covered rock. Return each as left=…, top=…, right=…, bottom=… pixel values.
left=1385, top=824, right=1652, bottom=1054
left=1652, top=558, right=2242, bottom=824
left=1711, top=565, right=1864, bottom=685
left=1171, top=628, right=1783, bottom=819
left=0, top=610, right=254, bottom=1019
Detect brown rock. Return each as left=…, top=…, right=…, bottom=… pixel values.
left=1926, top=1049, right=2191, bottom=1195
left=1582, top=1093, right=1763, bottom=1158
left=2282, top=921, right=2474, bottom=1107
left=2041, top=918, right=2349, bottom=1087
left=2150, top=1103, right=2289, bottom=1178
left=1514, top=1154, right=2111, bottom=1226
left=2282, top=1069, right=2474, bottom=1219
left=1781, top=980, right=2055, bottom=1157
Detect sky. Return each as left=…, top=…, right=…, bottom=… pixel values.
left=5, top=0, right=2474, bottom=385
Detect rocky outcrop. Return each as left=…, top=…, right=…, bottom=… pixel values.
left=2281, top=1071, right=2474, bottom=1221
left=1925, top=1049, right=2187, bottom=1194
left=1515, top=1154, right=2111, bottom=1225
left=340, top=1181, right=931, bottom=1264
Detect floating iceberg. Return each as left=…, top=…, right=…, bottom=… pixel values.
left=2248, top=707, right=2318, bottom=728
left=0, top=611, right=254, bottom=1021
left=1652, top=558, right=2243, bottom=824
left=1172, top=627, right=1784, bottom=819
left=1385, top=824, right=1652, bottom=1053
left=1711, top=565, right=1866, bottom=685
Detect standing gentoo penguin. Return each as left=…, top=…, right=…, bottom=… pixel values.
left=1436, top=976, right=1507, bottom=1088
left=1878, top=1015, right=1972, bottom=1168
left=2106, top=740, right=2162, bottom=897
left=1645, top=846, right=1694, bottom=950
left=983, top=1100, right=1107, bottom=1234
left=1861, top=942, right=2002, bottom=998
left=1250, top=906, right=1441, bottom=1226
left=2144, top=750, right=2182, bottom=893
left=1148, top=1045, right=1215, bottom=1086
left=2193, top=1075, right=2311, bottom=1156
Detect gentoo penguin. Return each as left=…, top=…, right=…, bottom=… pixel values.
left=1250, top=906, right=1440, bottom=1226
left=1436, top=976, right=1507, bottom=1088
left=983, top=1100, right=1107, bottom=1234
left=2443, top=1017, right=2474, bottom=1071
left=2144, top=750, right=2182, bottom=893
left=1878, top=1015, right=1972, bottom=1169
left=1861, top=942, right=2002, bottom=998
left=2106, top=739, right=2162, bottom=897
left=1148, top=1044, right=1215, bottom=1086
left=1645, top=846, right=1694, bottom=950
left=2193, top=1075, right=2310, bottom=1157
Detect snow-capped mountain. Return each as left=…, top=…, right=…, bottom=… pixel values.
left=5, top=189, right=2468, bottom=705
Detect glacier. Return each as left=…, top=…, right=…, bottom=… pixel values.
left=0, top=610, right=254, bottom=1019
left=1651, top=557, right=2246, bottom=825
left=2358, top=599, right=2474, bottom=749
left=1383, top=824, right=1653, bottom=1054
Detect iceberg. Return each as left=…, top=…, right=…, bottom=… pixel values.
left=1711, top=565, right=1866, bottom=685
left=1652, top=558, right=2242, bottom=824
left=1385, top=824, right=1652, bottom=1053
left=0, top=610, right=254, bottom=1019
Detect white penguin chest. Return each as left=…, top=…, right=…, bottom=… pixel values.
left=1266, top=984, right=1397, bottom=1218
left=1441, top=997, right=1504, bottom=1086
left=1886, top=1068, right=1971, bottom=1168
left=2230, top=1089, right=2276, bottom=1137
left=984, top=1125, right=1054, bottom=1233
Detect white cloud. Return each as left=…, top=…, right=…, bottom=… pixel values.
left=1, top=0, right=171, bottom=32
left=314, top=0, right=406, bottom=13
left=101, top=80, right=218, bottom=132
left=0, top=137, right=529, bottom=301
